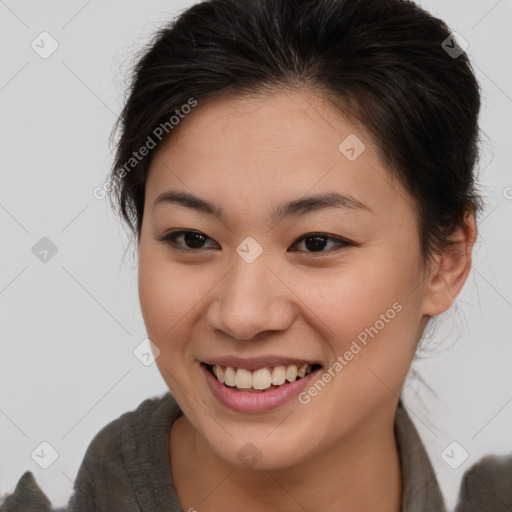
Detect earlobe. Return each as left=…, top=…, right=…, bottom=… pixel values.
left=421, top=212, right=477, bottom=317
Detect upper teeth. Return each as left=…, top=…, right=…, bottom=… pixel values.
left=212, top=364, right=313, bottom=390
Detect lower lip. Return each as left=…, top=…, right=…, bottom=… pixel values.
left=201, top=363, right=322, bottom=414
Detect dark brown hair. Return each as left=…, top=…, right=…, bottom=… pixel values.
left=107, top=0, right=482, bottom=262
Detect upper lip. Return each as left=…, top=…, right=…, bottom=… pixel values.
left=201, top=356, right=322, bottom=371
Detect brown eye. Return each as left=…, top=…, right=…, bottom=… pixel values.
left=157, top=230, right=352, bottom=254
left=157, top=230, right=219, bottom=251
left=289, top=233, right=352, bottom=254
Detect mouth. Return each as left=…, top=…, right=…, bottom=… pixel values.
left=201, top=362, right=323, bottom=393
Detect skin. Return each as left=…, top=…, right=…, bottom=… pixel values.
left=138, top=89, right=476, bottom=512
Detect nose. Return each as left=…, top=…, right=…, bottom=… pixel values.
left=207, top=255, right=295, bottom=341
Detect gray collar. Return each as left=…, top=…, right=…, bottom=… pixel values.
left=143, top=394, right=447, bottom=512
left=1, top=393, right=447, bottom=512
left=395, top=400, right=446, bottom=512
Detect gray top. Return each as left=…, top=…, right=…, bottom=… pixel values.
left=1, top=392, right=510, bottom=511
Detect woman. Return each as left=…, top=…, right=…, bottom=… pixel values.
left=2, top=0, right=510, bottom=510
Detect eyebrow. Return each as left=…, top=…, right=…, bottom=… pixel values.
left=152, top=190, right=372, bottom=221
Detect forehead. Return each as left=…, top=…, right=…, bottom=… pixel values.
left=145, top=89, right=412, bottom=222
left=159, top=89, right=371, bottom=165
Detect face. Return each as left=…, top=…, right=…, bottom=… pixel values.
left=138, top=89, right=432, bottom=470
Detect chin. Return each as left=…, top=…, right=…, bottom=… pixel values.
left=221, top=442, right=304, bottom=472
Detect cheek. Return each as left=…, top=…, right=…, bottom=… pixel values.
left=138, top=247, right=193, bottom=347
left=292, top=259, right=410, bottom=338
left=291, top=255, right=420, bottom=383
left=138, top=250, right=204, bottom=397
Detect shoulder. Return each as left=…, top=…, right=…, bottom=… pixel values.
left=67, top=391, right=180, bottom=510
left=455, top=453, right=512, bottom=512
left=66, top=391, right=181, bottom=511
left=80, top=391, right=178, bottom=466
left=0, top=392, right=180, bottom=512
left=0, top=471, right=52, bottom=512
left=70, top=392, right=181, bottom=488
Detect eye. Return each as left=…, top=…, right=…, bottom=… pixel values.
left=289, top=233, right=352, bottom=254
left=157, top=230, right=219, bottom=251
left=157, top=230, right=353, bottom=254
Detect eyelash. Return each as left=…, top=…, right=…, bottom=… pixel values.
left=156, top=230, right=353, bottom=255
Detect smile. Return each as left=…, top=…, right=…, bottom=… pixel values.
left=206, top=363, right=321, bottom=392
left=200, top=362, right=323, bottom=413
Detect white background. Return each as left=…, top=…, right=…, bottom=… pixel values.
left=1, top=1, right=511, bottom=510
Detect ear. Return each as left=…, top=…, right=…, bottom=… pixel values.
left=421, top=210, right=477, bottom=317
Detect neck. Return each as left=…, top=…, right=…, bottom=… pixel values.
left=170, top=402, right=402, bottom=512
